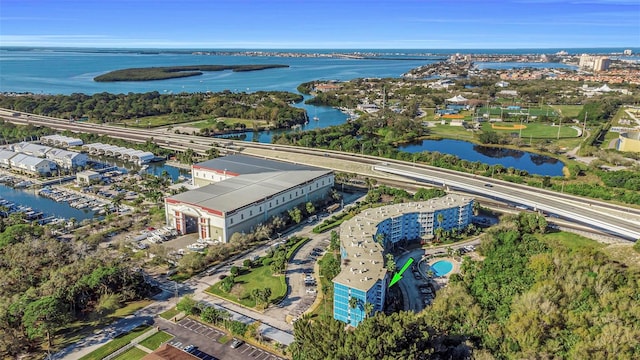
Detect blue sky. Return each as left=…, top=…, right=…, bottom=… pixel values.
left=1, top=0, right=638, bottom=49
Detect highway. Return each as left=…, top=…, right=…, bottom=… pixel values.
left=2, top=108, right=639, bottom=240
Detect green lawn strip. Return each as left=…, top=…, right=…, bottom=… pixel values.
left=138, top=331, right=174, bottom=351
left=310, top=253, right=335, bottom=320
left=78, top=325, right=152, bottom=360
left=538, top=231, right=605, bottom=252
left=117, top=114, right=208, bottom=128
left=429, top=124, right=476, bottom=140
left=112, top=346, right=148, bottom=360
left=159, top=307, right=181, bottom=320
left=207, top=265, right=285, bottom=308
left=218, top=335, right=231, bottom=344
left=54, top=300, right=152, bottom=353
left=286, top=237, right=311, bottom=260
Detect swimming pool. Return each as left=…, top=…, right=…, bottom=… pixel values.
left=430, top=260, right=453, bottom=277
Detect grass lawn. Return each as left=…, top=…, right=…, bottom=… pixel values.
left=428, top=124, right=476, bottom=140
left=159, top=307, right=181, bottom=321
left=117, top=114, right=208, bottom=128
left=54, top=300, right=153, bottom=353
left=551, top=105, right=583, bottom=118
left=112, top=346, right=148, bottom=360
left=539, top=231, right=605, bottom=252
left=78, top=325, right=151, bottom=360
left=310, top=253, right=336, bottom=321
left=207, top=265, right=286, bottom=308
left=481, top=122, right=578, bottom=139
left=138, top=331, right=174, bottom=350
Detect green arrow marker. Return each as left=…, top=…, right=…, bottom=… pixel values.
left=388, top=257, right=414, bottom=288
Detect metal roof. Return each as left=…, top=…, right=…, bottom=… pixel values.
left=193, top=154, right=320, bottom=175
left=169, top=167, right=331, bottom=213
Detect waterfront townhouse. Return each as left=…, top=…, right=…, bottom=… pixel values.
left=12, top=142, right=53, bottom=157
left=333, top=194, right=474, bottom=327
left=9, top=153, right=56, bottom=175
left=45, top=148, right=89, bottom=169
left=0, top=149, right=17, bottom=169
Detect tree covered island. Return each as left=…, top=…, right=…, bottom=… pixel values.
left=94, top=64, right=289, bottom=82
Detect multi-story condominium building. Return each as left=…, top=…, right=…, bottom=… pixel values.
left=333, top=194, right=474, bottom=327
left=579, top=54, right=610, bottom=72
left=165, top=155, right=334, bottom=242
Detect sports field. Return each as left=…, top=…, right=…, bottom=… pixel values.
left=482, top=122, right=578, bottom=138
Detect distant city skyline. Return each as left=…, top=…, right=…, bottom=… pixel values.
left=1, top=0, right=638, bottom=49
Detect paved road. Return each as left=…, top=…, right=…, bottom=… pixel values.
left=374, top=163, right=640, bottom=240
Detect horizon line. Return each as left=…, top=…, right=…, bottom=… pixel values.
left=1, top=45, right=638, bottom=51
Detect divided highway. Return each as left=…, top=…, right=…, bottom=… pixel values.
left=2, top=108, right=639, bottom=240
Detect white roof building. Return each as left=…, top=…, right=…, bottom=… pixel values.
left=40, top=135, right=83, bottom=147
left=81, top=143, right=155, bottom=164
left=45, top=149, right=88, bottom=169
left=9, top=153, right=55, bottom=175
left=0, top=149, right=17, bottom=167
left=12, top=142, right=52, bottom=157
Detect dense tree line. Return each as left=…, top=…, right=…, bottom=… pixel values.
left=0, top=223, right=154, bottom=357
left=293, top=214, right=639, bottom=359
left=0, top=120, right=55, bottom=144
left=94, top=64, right=288, bottom=82
left=289, top=311, right=470, bottom=360
left=0, top=90, right=306, bottom=128
left=427, top=213, right=640, bottom=359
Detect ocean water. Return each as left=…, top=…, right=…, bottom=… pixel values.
left=0, top=47, right=588, bottom=95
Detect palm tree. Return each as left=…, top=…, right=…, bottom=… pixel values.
left=364, top=302, right=374, bottom=318
left=111, top=192, right=125, bottom=215
left=348, top=296, right=358, bottom=310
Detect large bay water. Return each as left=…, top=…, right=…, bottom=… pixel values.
left=0, top=48, right=572, bottom=217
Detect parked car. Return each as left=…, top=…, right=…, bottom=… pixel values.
left=230, top=339, right=244, bottom=349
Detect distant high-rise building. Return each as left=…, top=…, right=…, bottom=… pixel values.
left=579, top=54, right=610, bottom=72
left=593, top=57, right=611, bottom=72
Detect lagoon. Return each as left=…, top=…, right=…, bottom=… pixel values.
left=398, top=139, right=564, bottom=176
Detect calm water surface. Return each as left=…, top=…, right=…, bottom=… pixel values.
left=1, top=49, right=573, bottom=211
left=398, top=139, right=564, bottom=176
left=0, top=183, right=95, bottom=221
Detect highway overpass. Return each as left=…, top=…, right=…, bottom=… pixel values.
left=2, top=108, right=639, bottom=240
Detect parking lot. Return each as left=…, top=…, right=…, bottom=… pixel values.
left=162, top=317, right=286, bottom=360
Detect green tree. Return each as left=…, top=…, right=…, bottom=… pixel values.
left=22, top=296, right=70, bottom=348
left=305, top=202, right=315, bottom=215
left=288, top=207, right=303, bottom=224
left=330, top=230, right=340, bottom=251
left=349, top=296, right=358, bottom=310
left=364, top=302, right=374, bottom=318
left=385, top=253, right=397, bottom=274
left=230, top=265, right=239, bottom=277
left=176, top=295, right=198, bottom=315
